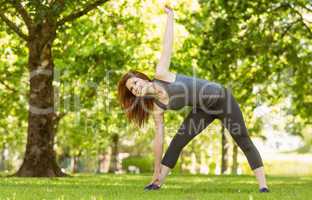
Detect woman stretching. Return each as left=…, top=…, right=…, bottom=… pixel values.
left=117, top=6, right=269, bottom=193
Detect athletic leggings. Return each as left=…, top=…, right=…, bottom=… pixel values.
left=161, top=87, right=264, bottom=170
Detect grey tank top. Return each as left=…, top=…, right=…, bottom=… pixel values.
left=151, top=73, right=224, bottom=110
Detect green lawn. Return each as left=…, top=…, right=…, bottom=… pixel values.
left=0, top=173, right=311, bottom=200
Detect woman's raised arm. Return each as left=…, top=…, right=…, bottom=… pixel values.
left=155, top=6, right=174, bottom=76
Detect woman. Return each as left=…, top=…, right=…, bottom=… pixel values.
left=117, top=6, right=269, bottom=193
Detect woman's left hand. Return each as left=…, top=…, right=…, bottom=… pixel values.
left=150, top=171, right=161, bottom=184
left=164, top=5, right=174, bottom=15
left=144, top=174, right=161, bottom=190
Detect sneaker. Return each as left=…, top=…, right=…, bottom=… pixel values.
left=259, top=187, right=270, bottom=193
left=144, top=183, right=161, bottom=191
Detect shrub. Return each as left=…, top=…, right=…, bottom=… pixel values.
left=122, top=155, right=153, bottom=173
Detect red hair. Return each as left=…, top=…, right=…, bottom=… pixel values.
left=117, top=70, right=154, bottom=127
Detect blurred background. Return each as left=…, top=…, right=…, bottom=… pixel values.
left=0, top=0, right=311, bottom=177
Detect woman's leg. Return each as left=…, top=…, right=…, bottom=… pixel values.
left=254, top=166, right=268, bottom=189
left=215, top=88, right=268, bottom=189
left=157, top=165, right=170, bottom=185
left=158, top=107, right=216, bottom=185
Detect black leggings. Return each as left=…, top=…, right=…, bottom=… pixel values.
left=161, top=87, right=264, bottom=170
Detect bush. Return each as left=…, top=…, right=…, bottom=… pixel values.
left=122, top=156, right=187, bottom=174
left=122, top=155, right=153, bottom=173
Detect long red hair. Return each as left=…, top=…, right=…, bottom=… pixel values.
left=117, top=70, right=154, bottom=127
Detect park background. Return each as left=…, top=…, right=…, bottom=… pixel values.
left=0, top=0, right=311, bottom=199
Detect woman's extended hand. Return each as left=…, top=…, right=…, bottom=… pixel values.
left=144, top=172, right=161, bottom=191
left=164, top=5, right=174, bottom=16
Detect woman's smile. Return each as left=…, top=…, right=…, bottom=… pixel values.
left=126, top=77, right=151, bottom=96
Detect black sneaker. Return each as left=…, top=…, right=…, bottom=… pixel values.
left=259, top=187, right=270, bottom=193
left=144, top=183, right=161, bottom=191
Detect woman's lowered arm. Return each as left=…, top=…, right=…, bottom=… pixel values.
left=155, top=6, right=174, bottom=76
left=151, top=109, right=165, bottom=182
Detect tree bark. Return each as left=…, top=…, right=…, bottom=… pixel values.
left=0, top=145, right=5, bottom=171
left=180, top=151, right=185, bottom=173
left=190, top=142, right=199, bottom=173
left=109, top=134, right=119, bottom=173
left=96, top=148, right=111, bottom=173
left=14, top=22, right=66, bottom=177
left=231, top=144, right=238, bottom=174
left=221, top=125, right=229, bottom=174
left=71, top=156, right=80, bottom=173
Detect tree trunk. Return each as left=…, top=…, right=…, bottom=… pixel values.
left=96, top=148, right=111, bottom=173
left=221, top=125, right=229, bottom=174
left=0, top=145, right=5, bottom=171
left=181, top=150, right=191, bottom=173
left=14, top=22, right=66, bottom=177
left=231, top=144, right=238, bottom=174
left=109, top=134, right=119, bottom=173
left=71, top=156, right=80, bottom=173
left=190, top=142, right=198, bottom=174
left=180, top=151, right=184, bottom=173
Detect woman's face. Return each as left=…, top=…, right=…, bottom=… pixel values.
left=126, top=77, right=151, bottom=97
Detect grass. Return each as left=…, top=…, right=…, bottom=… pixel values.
left=0, top=173, right=311, bottom=200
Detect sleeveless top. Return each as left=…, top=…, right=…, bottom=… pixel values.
left=150, top=73, right=224, bottom=110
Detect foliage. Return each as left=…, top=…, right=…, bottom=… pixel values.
left=0, top=0, right=311, bottom=174
left=122, top=155, right=153, bottom=173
